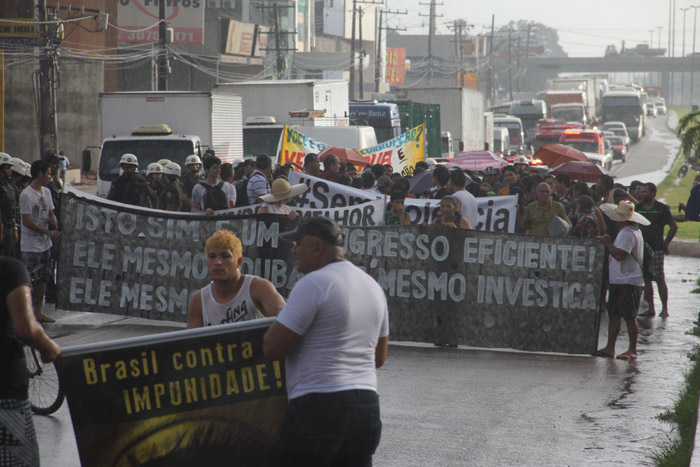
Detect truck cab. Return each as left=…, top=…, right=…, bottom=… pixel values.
left=349, top=102, right=402, bottom=144
left=493, top=115, right=526, bottom=154
left=492, top=127, right=510, bottom=157
left=97, top=124, right=202, bottom=197
left=441, top=131, right=454, bottom=158
left=243, top=116, right=285, bottom=159
left=550, top=103, right=587, bottom=126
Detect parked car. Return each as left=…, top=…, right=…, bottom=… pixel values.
left=605, top=135, right=628, bottom=162
left=584, top=151, right=613, bottom=171
left=655, top=99, right=667, bottom=115
left=646, top=103, right=657, bottom=117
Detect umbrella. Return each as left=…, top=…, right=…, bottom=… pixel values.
left=318, top=147, right=370, bottom=167
left=408, top=169, right=435, bottom=194
left=534, top=143, right=589, bottom=168
left=445, top=150, right=507, bottom=171
left=548, top=161, right=615, bottom=182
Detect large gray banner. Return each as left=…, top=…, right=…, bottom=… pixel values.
left=58, top=191, right=604, bottom=354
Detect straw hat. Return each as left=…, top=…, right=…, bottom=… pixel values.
left=260, top=178, right=308, bottom=203
left=599, top=200, right=650, bottom=225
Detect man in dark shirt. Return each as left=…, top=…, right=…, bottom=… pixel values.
left=106, top=154, right=153, bottom=208
left=0, top=257, right=61, bottom=465
left=636, top=182, right=677, bottom=317
left=318, top=154, right=341, bottom=183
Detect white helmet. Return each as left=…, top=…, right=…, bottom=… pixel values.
left=163, top=161, right=181, bottom=177
left=513, top=155, right=529, bottom=165
left=185, top=154, right=202, bottom=166
left=22, top=162, right=31, bottom=177
left=0, top=152, right=12, bottom=166
left=158, top=158, right=171, bottom=166
left=147, top=163, right=163, bottom=175
left=120, top=153, right=139, bottom=166
left=10, top=158, right=24, bottom=175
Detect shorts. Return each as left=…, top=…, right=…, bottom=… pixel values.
left=647, top=251, right=665, bottom=282
left=0, top=399, right=39, bottom=467
left=608, top=284, right=643, bottom=319
left=21, top=249, right=52, bottom=287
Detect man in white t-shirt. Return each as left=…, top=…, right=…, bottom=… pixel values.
left=264, top=216, right=389, bottom=466
left=596, top=200, right=650, bottom=361
left=19, top=160, right=61, bottom=323
left=187, top=230, right=285, bottom=327
left=448, top=169, right=478, bottom=228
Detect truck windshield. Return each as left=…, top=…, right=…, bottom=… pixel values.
left=494, top=122, right=522, bottom=143
left=244, top=127, right=284, bottom=158
left=99, top=139, right=196, bottom=182
left=552, top=108, right=583, bottom=122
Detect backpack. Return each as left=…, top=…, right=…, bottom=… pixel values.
left=199, top=181, right=229, bottom=211
left=235, top=178, right=250, bottom=207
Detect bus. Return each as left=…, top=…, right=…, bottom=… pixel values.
left=601, top=90, right=644, bottom=142
left=508, top=99, right=547, bottom=148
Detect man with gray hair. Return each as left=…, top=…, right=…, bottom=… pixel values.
left=521, top=182, right=570, bottom=235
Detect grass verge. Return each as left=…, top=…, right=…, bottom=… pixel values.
left=658, top=107, right=700, bottom=241
left=654, top=342, right=700, bottom=466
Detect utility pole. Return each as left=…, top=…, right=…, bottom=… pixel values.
left=157, top=0, right=167, bottom=91
left=515, top=37, right=521, bottom=92
left=447, top=19, right=472, bottom=87
left=523, top=23, right=531, bottom=94
left=37, top=0, right=58, bottom=160
left=375, top=8, right=407, bottom=93
left=691, top=5, right=699, bottom=105
left=508, top=27, right=513, bottom=101
left=488, top=15, right=494, bottom=104
left=358, top=6, right=364, bottom=99
left=682, top=7, right=689, bottom=103
left=419, top=0, right=442, bottom=86
left=257, top=2, right=297, bottom=80
left=350, top=0, right=357, bottom=100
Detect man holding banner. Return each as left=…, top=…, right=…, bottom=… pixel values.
left=264, top=217, right=389, bottom=466
left=187, top=230, right=286, bottom=327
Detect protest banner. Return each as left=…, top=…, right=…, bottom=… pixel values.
left=55, top=319, right=286, bottom=467
left=278, top=124, right=425, bottom=175
left=288, top=171, right=518, bottom=232
left=58, top=189, right=602, bottom=354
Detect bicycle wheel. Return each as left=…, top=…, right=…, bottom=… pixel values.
left=24, top=347, right=65, bottom=415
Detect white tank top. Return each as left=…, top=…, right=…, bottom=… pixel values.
left=200, top=275, right=264, bottom=326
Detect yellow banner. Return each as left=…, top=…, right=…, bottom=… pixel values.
left=278, top=124, right=425, bottom=176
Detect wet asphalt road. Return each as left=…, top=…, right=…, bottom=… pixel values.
left=33, top=255, right=700, bottom=466
left=33, top=114, right=700, bottom=465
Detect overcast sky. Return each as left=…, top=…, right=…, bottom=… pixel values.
left=388, top=0, right=699, bottom=57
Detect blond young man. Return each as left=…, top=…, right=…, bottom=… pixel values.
left=187, top=230, right=285, bottom=328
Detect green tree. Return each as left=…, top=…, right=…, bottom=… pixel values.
left=676, top=110, right=700, bottom=159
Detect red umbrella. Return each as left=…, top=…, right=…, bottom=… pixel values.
left=548, top=161, right=615, bottom=182
left=445, top=150, right=507, bottom=171
left=318, top=147, right=370, bottom=167
left=534, top=143, right=589, bottom=168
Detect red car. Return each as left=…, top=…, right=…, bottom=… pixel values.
left=605, top=135, right=628, bottom=162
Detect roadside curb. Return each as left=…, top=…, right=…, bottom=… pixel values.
left=669, top=239, right=700, bottom=258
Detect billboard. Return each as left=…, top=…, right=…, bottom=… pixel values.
left=117, top=0, right=205, bottom=45
left=386, top=48, right=406, bottom=86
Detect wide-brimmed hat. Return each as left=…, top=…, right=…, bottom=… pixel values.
left=600, top=200, right=650, bottom=225
left=260, top=178, right=308, bottom=203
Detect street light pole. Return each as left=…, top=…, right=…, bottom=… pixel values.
left=691, top=5, right=699, bottom=106
left=682, top=7, right=690, bottom=103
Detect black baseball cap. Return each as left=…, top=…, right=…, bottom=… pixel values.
left=280, top=216, right=344, bottom=246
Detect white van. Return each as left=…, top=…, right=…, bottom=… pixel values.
left=492, top=127, right=510, bottom=156
left=290, top=125, right=378, bottom=150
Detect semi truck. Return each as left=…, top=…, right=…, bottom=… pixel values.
left=385, top=100, right=442, bottom=158
left=216, top=80, right=350, bottom=159
left=96, top=91, right=242, bottom=198
left=551, top=78, right=598, bottom=124
left=395, top=87, right=485, bottom=155
left=349, top=102, right=401, bottom=144
left=545, top=90, right=587, bottom=124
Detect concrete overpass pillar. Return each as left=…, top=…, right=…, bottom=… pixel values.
left=661, top=72, right=670, bottom=101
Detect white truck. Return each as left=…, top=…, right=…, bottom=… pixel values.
left=96, top=91, right=242, bottom=197
left=215, top=80, right=350, bottom=159
left=395, top=87, right=485, bottom=153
